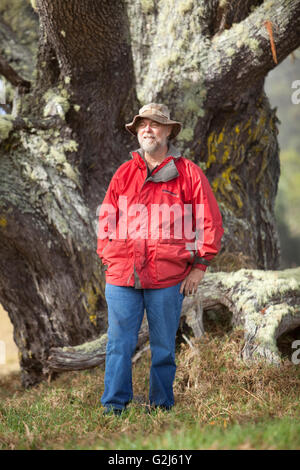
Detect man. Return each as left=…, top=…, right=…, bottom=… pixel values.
left=97, top=103, right=224, bottom=415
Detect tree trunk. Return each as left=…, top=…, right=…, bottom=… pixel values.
left=0, top=0, right=300, bottom=387
left=0, top=0, right=138, bottom=387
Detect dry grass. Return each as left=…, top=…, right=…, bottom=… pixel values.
left=0, top=326, right=299, bottom=449
left=174, top=329, right=300, bottom=424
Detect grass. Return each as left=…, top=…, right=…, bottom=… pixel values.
left=96, top=416, right=300, bottom=450
left=0, top=328, right=299, bottom=450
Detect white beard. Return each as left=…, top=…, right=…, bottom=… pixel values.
left=138, top=134, right=167, bottom=155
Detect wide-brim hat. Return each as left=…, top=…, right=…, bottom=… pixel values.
left=125, top=103, right=182, bottom=139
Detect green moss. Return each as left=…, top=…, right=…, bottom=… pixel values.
left=0, top=217, right=7, bottom=228
left=197, top=161, right=207, bottom=171
left=212, top=165, right=244, bottom=209
left=178, top=127, right=194, bottom=142
left=81, top=281, right=103, bottom=325
left=226, top=47, right=235, bottom=57
left=234, top=23, right=245, bottom=35
left=50, top=147, right=65, bottom=164
left=206, top=132, right=217, bottom=168
left=127, top=0, right=208, bottom=129
left=64, top=140, right=78, bottom=152
left=43, top=90, right=70, bottom=120
left=212, top=269, right=300, bottom=362
left=20, top=125, right=80, bottom=196
left=0, top=115, right=14, bottom=141
left=264, top=0, right=275, bottom=10
left=39, top=141, right=49, bottom=154
left=140, top=0, right=155, bottom=14
left=62, top=162, right=80, bottom=185
left=0, top=78, right=14, bottom=106
left=247, top=38, right=261, bottom=52
left=30, top=0, right=37, bottom=10
left=177, top=0, right=194, bottom=15
left=62, top=333, right=108, bottom=354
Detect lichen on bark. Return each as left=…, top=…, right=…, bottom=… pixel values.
left=1, top=0, right=300, bottom=387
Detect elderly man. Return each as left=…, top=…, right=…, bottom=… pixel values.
left=97, top=103, right=223, bottom=415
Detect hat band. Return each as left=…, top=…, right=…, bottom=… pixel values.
left=140, top=110, right=169, bottom=122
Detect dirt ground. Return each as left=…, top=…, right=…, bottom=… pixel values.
left=0, top=305, right=19, bottom=375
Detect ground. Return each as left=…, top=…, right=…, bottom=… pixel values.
left=0, top=314, right=299, bottom=450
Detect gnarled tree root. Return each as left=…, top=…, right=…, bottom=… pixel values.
left=46, top=268, right=300, bottom=373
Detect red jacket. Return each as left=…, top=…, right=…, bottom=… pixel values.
left=97, top=145, right=224, bottom=289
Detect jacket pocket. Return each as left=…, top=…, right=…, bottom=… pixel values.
left=102, top=239, right=128, bottom=277
left=155, top=239, right=194, bottom=282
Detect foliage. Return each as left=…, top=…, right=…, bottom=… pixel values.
left=265, top=52, right=300, bottom=267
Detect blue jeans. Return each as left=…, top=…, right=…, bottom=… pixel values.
left=101, top=282, right=184, bottom=411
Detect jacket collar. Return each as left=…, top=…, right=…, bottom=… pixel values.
left=130, top=144, right=182, bottom=183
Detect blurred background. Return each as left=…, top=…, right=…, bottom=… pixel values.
left=1, top=49, right=300, bottom=376
left=265, top=49, right=300, bottom=269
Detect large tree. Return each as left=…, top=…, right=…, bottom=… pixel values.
left=0, top=0, right=300, bottom=387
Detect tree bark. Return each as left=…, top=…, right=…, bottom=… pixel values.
left=0, top=0, right=138, bottom=387
left=125, top=0, right=300, bottom=269
left=0, top=0, right=300, bottom=387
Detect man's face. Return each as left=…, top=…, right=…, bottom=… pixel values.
left=137, top=118, right=171, bottom=155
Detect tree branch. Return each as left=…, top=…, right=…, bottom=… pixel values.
left=0, top=114, right=64, bottom=142
left=0, top=54, right=31, bottom=92
left=12, top=115, right=63, bottom=131
left=46, top=269, right=300, bottom=373
left=205, top=0, right=300, bottom=107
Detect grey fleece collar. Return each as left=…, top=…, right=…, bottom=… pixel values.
left=131, top=144, right=182, bottom=183
left=147, top=159, right=179, bottom=183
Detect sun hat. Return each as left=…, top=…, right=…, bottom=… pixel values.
left=125, top=103, right=182, bottom=139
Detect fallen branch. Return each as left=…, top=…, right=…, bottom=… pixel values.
left=46, top=268, right=300, bottom=373
left=45, top=334, right=108, bottom=374
left=132, top=345, right=151, bottom=364
left=47, top=316, right=150, bottom=372
left=182, top=334, right=195, bottom=350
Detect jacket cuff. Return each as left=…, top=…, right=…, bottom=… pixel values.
left=192, top=263, right=207, bottom=272
left=192, top=256, right=209, bottom=272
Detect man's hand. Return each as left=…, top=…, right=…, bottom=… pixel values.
left=180, top=268, right=205, bottom=296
